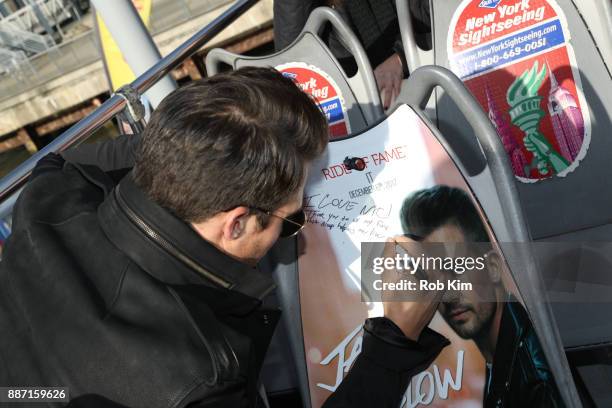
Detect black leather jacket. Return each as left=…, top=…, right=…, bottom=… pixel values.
left=484, top=300, right=564, bottom=408
left=0, top=138, right=449, bottom=407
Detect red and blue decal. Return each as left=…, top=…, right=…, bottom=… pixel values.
left=448, top=0, right=591, bottom=182
left=276, top=63, right=351, bottom=139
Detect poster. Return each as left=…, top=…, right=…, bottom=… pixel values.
left=298, top=105, right=563, bottom=407
left=447, top=0, right=590, bottom=182
left=277, top=63, right=351, bottom=139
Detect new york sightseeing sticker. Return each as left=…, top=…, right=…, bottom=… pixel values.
left=276, top=62, right=351, bottom=139
left=447, top=0, right=591, bottom=182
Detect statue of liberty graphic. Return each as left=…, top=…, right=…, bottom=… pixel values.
left=506, top=61, right=569, bottom=176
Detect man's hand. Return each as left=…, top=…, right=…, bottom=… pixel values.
left=380, top=236, right=445, bottom=341
left=374, top=53, right=404, bottom=110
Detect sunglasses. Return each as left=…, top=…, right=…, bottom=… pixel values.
left=250, top=206, right=306, bottom=237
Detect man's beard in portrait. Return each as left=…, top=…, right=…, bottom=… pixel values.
left=440, top=301, right=497, bottom=340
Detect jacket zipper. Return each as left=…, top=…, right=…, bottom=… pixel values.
left=114, top=184, right=233, bottom=289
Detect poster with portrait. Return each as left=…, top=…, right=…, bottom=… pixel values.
left=298, top=105, right=562, bottom=407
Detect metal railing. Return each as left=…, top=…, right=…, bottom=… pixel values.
left=0, top=31, right=98, bottom=103
left=0, top=0, right=237, bottom=104
left=0, top=0, right=260, bottom=205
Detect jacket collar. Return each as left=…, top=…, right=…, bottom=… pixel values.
left=98, top=173, right=276, bottom=301
left=484, top=297, right=529, bottom=398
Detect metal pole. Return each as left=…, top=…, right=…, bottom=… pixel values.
left=131, top=0, right=257, bottom=93
left=91, top=0, right=176, bottom=107
left=0, top=0, right=259, bottom=204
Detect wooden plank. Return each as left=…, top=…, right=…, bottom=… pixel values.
left=34, top=98, right=102, bottom=136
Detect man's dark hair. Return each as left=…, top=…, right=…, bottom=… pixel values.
left=400, top=185, right=489, bottom=242
left=133, top=67, right=328, bottom=223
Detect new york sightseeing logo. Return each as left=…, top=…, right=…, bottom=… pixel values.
left=276, top=62, right=351, bottom=140
left=447, top=0, right=591, bottom=182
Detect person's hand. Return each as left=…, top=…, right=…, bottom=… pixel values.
left=380, top=236, right=445, bottom=341
left=374, top=53, right=404, bottom=110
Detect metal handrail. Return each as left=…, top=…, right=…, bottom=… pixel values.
left=0, top=0, right=259, bottom=204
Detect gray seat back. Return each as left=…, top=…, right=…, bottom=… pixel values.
left=396, top=65, right=581, bottom=407
left=206, top=7, right=384, bottom=138
left=396, top=0, right=434, bottom=73
left=296, top=65, right=579, bottom=407
left=425, top=0, right=612, bottom=354
left=395, top=0, right=436, bottom=118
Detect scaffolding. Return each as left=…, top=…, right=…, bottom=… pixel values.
left=0, top=0, right=77, bottom=39
left=0, top=0, right=87, bottom=103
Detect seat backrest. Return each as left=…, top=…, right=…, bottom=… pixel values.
left=425, top=0, right=612, bottom=356
left=296, top=65, right=580, bottom=407
left=430, top=0, right=612, bottom=240
left=205, top=6, right=384, bottom=139
left=395, top=0, right=437, bottom=118
left=396, top=0, right=434, bottom=72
